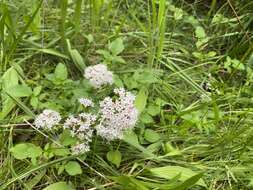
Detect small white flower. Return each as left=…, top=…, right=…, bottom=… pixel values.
left=63, top=115, right=80, bottom=129
left=71, top=142, right=90, bottom=154
left=79, top=98, right=94, bottom=107
left=96, top=88, right=138, bottom=141
left=64, top=112, right=97, bottom=153
left=34, top=109, right=61, bottom=129
left=96, top=124, right=123, bottom=141
left=84, top=64, right=113, bottom=88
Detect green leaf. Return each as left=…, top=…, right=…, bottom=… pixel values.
left=43, top=182, right=75, bottom=190
left=0, top=67, right=19, bottom=119
left=174, top=173, right=205, bottom=190
left=144, top=129, right=160, bottom=143
left=96, top=49, right=112, bottom=59
left=67, top=39, right=86, bottom=72
left=164, top=142, right=182, bottom=156
left=1, top=67, right=19, bottom=89
left=174, top=8, right=183, bottom=20
left=84, top=34, right=94, bottom=43
left=4, top=92, right=35, bottom=118
left=113, top=74, right=124, bottom=87
left=147, top=105, right=160, bottom=116
left=123, top=131, right=141, bottom=150
left=110, top=176, right=149, bottom=190
left=30, top=96, right=39, bottom=108
left=109, top=38, right=124, bottom=55
left=65, top=161, right=82, bottom=176
left=60, top=130, right=77, bottom=146
left=5, top=85, right=32, bottom=97
left=58, top=164, right=65, bottom=175
left=140, top=113, right=154, bottom=124
left=70, top=49, right=85, bottom=71
left=149, top=166, right=206, bottom=187
left=36, top=49, right=69, bottom=59
left=113, top=56, right=126, bottom=64
left=133, top=70, right=158, bottom=84
left=10, top=143, right=42, bottom=160
left=107, top=150, right=122, bottom=168
left=55, top=63, right=68, bottom=81
left=195, top=26, right=206, bottom=39
left=52, top=147, right=70, bottom=156
left=135, top=87, right=148, bottom=113
left=33, top=86, right=42, bottom=96
left=123, top=131, right=155, bottom=158
left=26, top=170, right=46, bottom=189
left=146, top=141, right=162, bottom=153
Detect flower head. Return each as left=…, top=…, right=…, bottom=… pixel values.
left=96, top=124, right=123, bottom=141
left=34, top=109, right=61, bottom=129
left=84, top=64, right=113, bottom=88
left=72, top=142, right=90, bottom=154
left=79, top=98, right=94, bottom=107
left=64, top=113, right=96, bottom=141
left=64, top=112, right=97, bottom=154
left=96, top=88, right=138, bottom=141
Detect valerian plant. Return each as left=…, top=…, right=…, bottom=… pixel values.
left=11, top=58, right=140, bottom=177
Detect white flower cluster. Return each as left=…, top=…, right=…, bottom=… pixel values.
left=34, top=109, right=61, bottom=129
left=79, top=98, right=94, bottom=107
left=84, top=64, right=113, bottom=88
left=96, top=88, right=138, bottom=141
left=64, top=113, right=96, bottom=154
left=34, top=88, right=139, bottom=154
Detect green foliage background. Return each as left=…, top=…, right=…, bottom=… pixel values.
left=0, top=0, right=253, bottom=189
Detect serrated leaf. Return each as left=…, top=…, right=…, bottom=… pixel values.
left=107, top=150, right=122, bottom=168
left=65, top=161, right=82, bottom=176
left=109, top=38, right=124, bottom=55
left=43, top=182, right=75, bottom=190
left=144, top=129, right=160, bottom=143
left=10, top=143, right=42, bottom=160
